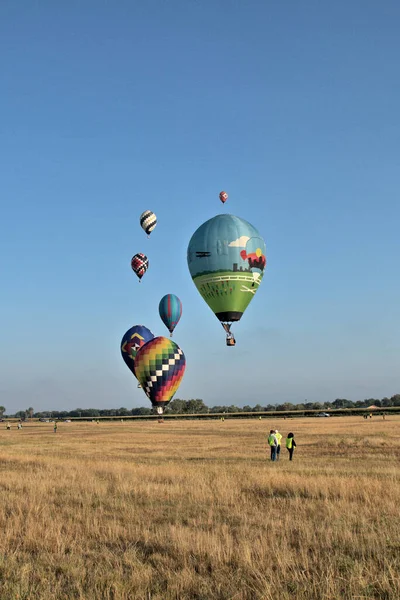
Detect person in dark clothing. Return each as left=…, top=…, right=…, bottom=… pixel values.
left=286, top=432, right=297, bottom=461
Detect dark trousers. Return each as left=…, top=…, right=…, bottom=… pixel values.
left=270, top=446, right=277, bottom=461
left=276, top=445, right=281, bottom=460
left=288, top=447, right=294, bottom=461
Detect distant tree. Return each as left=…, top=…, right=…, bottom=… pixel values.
left=186, top=399, right=208, bottom=414
left=131, top=407, right=152, bottom=416
left=69, top=409, right=84, bottom=417
left=276, top=403, right=294, bottom=411
left=332, top=399, right=354, bottom=409
left=242, top=405, right=253, bottom=413
left=0, top=406, right=5, bottom=417
left=311, top=402, right=323, bottom=410
left=117, top=407, right=130, bottom=416
left=354, top=400, right=366, bottom=408
left=252, top=404, right=263, bottom=413
left=28, top=407, right=34, bottom=419
left=332, top=399, right=346, bottom=408
left=83, top=409, right=100, bottom=417
left=168, top=399, right=187, bottom=414
left=391, top=394, right=400, bottom=406
left=381, top=397, right=392, bottom=407
left=210, top=406, right=228, bottom=413
left=99, top=409, right=114, bottom=416
left=364, top=398, right=379, bottom=408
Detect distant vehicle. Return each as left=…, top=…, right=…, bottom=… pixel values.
left=316, top=413, right=330, bottom=417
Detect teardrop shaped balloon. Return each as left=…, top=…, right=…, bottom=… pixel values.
left=187, top=214, right=266, bottom=342
left=159, top=294, right=182, bottom=336
left=131, top=253, right=149, bottom=281
left=134, top=337, right=186, bottom=414
left=219, top=191, right=228, bottom=204
left=120, top=325, right=154, bottom=377
left=140, top=210, right=157, bottom=236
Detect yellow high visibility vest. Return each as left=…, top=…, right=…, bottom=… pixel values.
left=268, top=435, right=276, bottom=446
left=286, top=437, right=293, bottom=449
left=275, top=432, right=282, bottom=445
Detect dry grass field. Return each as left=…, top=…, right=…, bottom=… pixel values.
left=0, top=415, right=399, bottom=600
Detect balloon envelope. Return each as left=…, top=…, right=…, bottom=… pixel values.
left=219, top=191, right=228, bottom=203
left=159, top=294, right=182, bottom=335
left=187, top=214, right=266, bottom=323
left=120, top=325, right=154, bottom=376
left=140, top=210, right=157, bottom=236
left=131, top=253, right=149, bottom=280
left=134, top=337, right=186, bottom=413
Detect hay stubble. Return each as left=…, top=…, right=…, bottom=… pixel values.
left=0, top=417, right=399, bottom=599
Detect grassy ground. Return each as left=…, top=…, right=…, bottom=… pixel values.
left=0, top=416, right=399, bottom=600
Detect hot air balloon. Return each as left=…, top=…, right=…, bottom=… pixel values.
left=134, top=337, right=186, bottom=414
left=187, top=214, right=266, bottom=346
left=219, top=191, right=228, bottom=204
left=120, top=325, right=154, bottom=377
left=131, top=253, right=149, bottom=281
left=159, top=294, right=182, bottom=336
left=140, top=210, right=157, bottom=237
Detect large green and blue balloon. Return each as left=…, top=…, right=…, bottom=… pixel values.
left=187, top=214, right=266, bottom=341
left=159, top=294, right=182, bottom=336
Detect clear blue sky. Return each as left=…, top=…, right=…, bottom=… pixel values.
left=1, top=0, right=399, bottom=413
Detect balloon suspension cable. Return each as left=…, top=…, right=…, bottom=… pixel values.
left=222, top=322, right=236, bottom=346
left=221, top=322, right=232, bottom=334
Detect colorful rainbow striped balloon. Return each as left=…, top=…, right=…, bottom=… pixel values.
left=134, top=337, right=186, bottom=413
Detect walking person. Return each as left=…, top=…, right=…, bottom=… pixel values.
left=268, top=429, right=278, bottom=461
left=53, top=422, right=58, bottom=433
left=275, top=429, right=282, bottom=460
left=286, top=432, right=297, bottom=461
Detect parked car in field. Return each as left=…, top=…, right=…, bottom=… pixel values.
left=316, top=412, right=330, bottom=417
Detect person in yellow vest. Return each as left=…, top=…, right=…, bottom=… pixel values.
left=286, top=432, right=296, bottom=461
left=268, top=429, right=278, bottom=461
left=275, top=429, right=283, bottom=460
left=53, top=422, right=57, bottom=433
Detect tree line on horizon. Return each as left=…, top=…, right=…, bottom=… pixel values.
left=2, top=394, right=400, bottom=419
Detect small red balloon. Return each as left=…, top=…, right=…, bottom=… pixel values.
left=219, top=191, right=228, bottom=203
